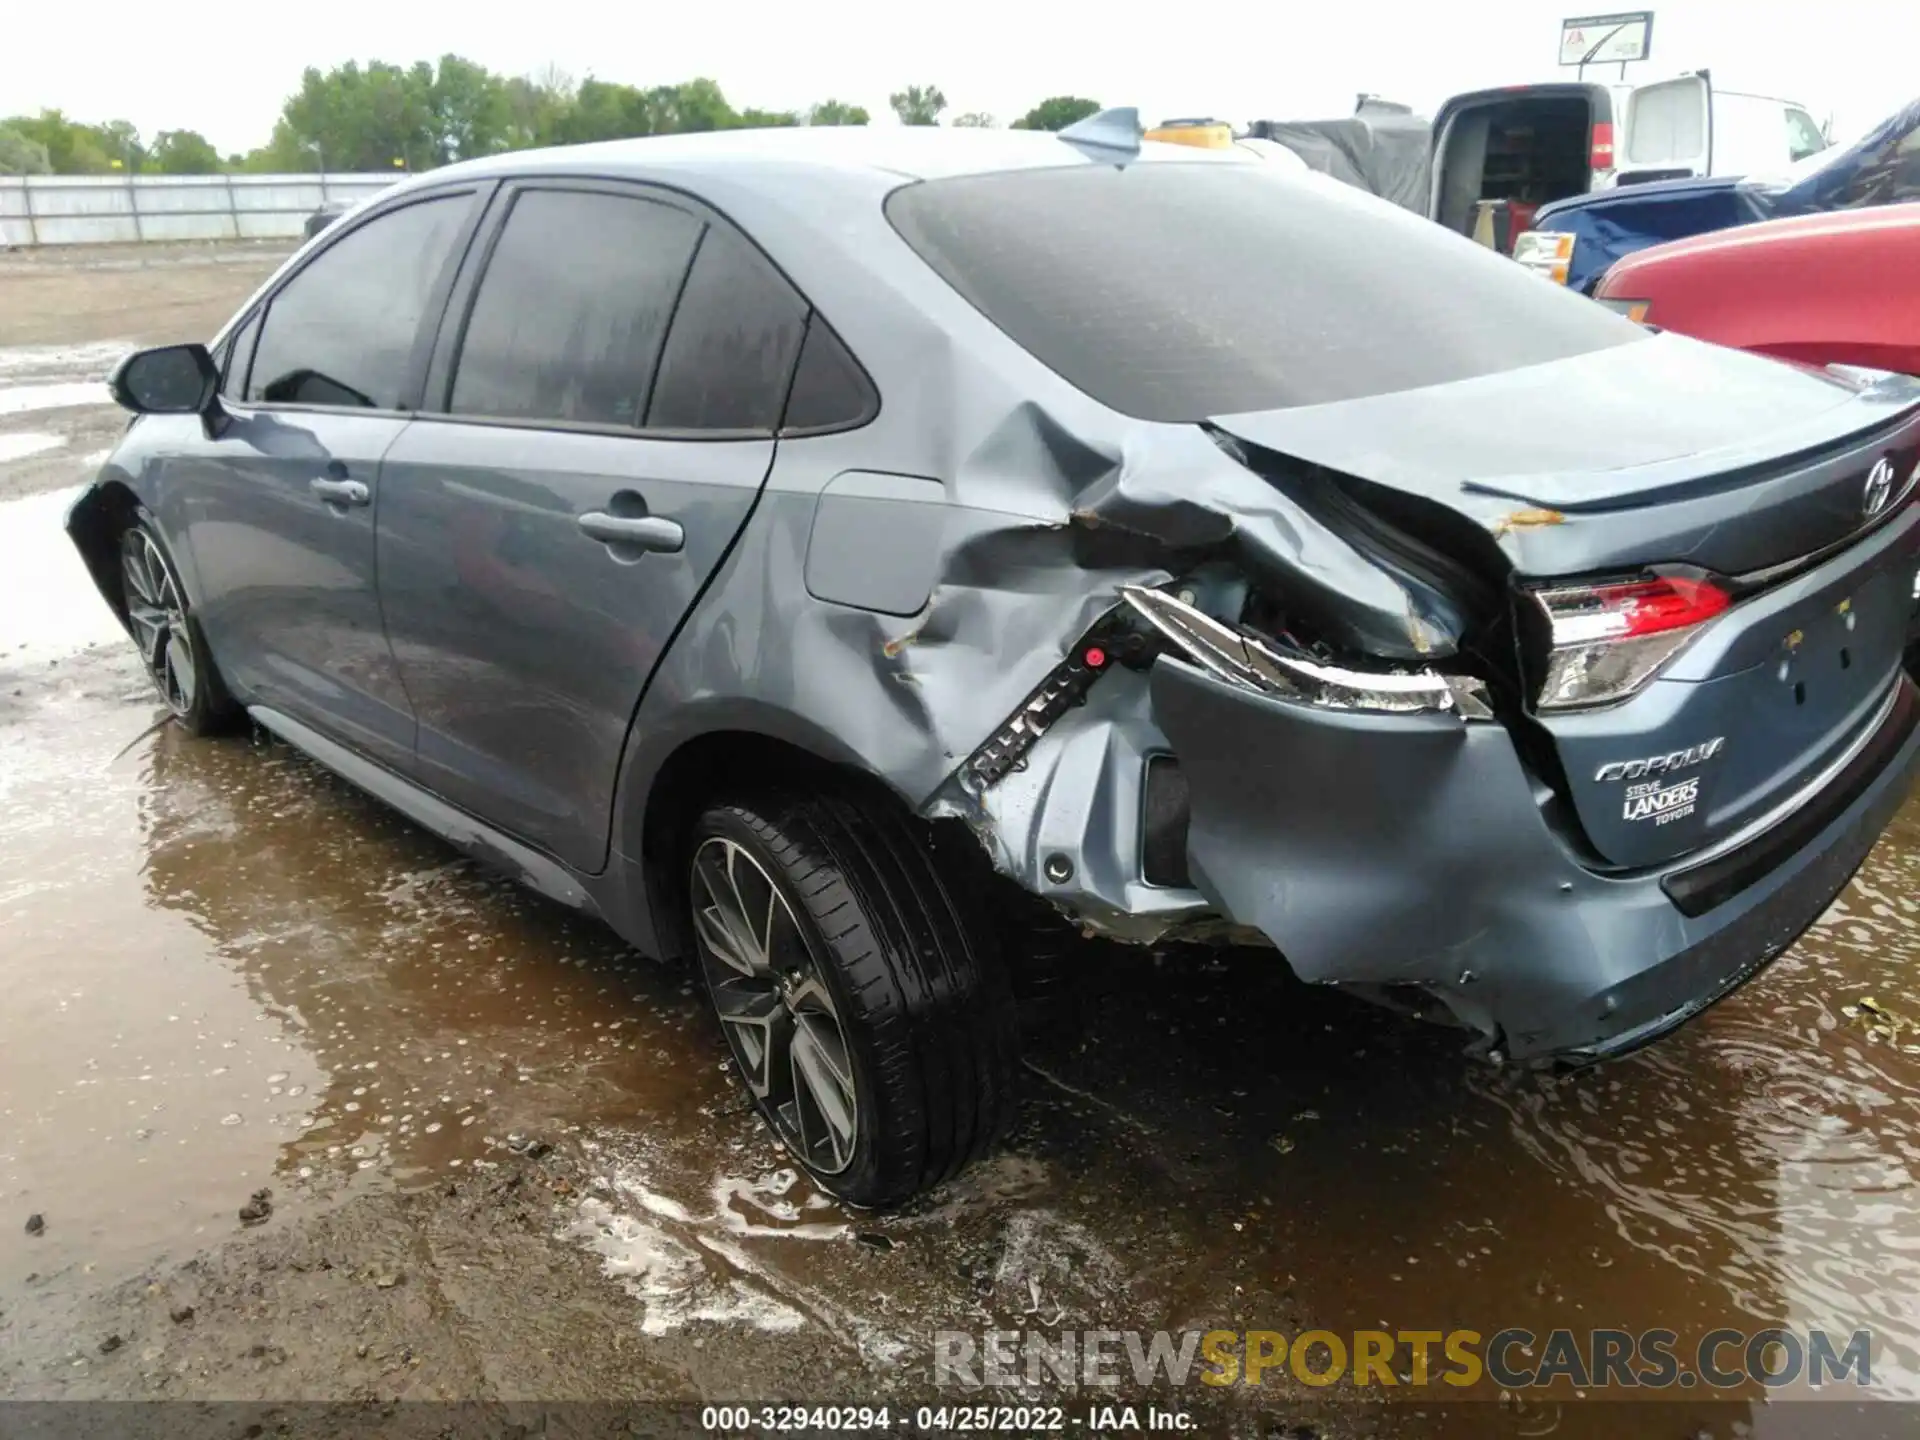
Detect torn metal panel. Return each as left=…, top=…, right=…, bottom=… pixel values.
left=942, top=667, right=1217, bottom=945
left=1067, top=422, right=1462, bottom=660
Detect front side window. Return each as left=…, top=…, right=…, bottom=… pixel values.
left=449, top=188, right=703, bottom=428
left=247, top=194, right=470, bottom=410
left=220, top=309, right=262, bottom=399
left=887, top=162, right=1641, bottom=423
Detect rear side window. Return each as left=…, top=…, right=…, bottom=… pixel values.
left=781, top=316, right=878, bottom=433
left=451, top=189, right=703, bottom=428
left=645, top=224, right=808, bottom=431
left=248, top=194, right=469, bottom=409
left=886, top=164, right=1641, bottom=422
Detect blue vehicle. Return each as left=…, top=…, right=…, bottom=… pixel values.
left=1516, top=96, right=1920, bottom=292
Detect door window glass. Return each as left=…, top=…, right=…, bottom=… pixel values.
left=644, top=225, right=808, bottom=432
left=450, top=188, right=702, bottom=428
left=247, top=194, right=469, bottom=409
left=220, top=309, right=262, bottom=398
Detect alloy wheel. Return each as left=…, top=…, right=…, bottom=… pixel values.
left=691, top=835, right=860, bottom=1175
left=121, top=530, right=197, bottom=717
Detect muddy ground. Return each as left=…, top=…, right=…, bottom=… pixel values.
left=4, top=242, right=1920, bottom=1439
left=0, top=241, right=291, bottom=504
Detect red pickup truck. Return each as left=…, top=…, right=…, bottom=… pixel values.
left=1593, top=202, right=1920, bottom=374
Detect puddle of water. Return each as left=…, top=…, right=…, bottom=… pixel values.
left=0, top=680, right=328, bottom=1288
left=0, top=341, right=133, bottom=381
left=0, top=381, right=113, bottom=416
left=0, top=486, right=125, bottom=661
left=0, top=433, right=65, bottom=465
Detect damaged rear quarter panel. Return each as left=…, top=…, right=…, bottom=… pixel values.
left=608, top=159, right=1467, bottom=946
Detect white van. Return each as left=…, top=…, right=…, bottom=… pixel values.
left=1428, top=72, right=1825, bottom=239
left=1617, top=75, right=1827, bottom=184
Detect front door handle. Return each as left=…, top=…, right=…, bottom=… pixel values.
left=310, top=477, right=370, bottom=507
left=577, top=512, right=684, bottom=554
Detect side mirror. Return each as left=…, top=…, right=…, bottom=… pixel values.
left=109, top=343, right=220, bottom=416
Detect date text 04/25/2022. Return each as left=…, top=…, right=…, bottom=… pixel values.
left=699, top=1404, right=1196, bottom=1432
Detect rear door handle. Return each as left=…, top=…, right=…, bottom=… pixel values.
left=310, top=477, right=370, bottom=507
left=577, top=512, right=684, bottom=554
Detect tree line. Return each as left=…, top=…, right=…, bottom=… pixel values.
left=0, top=58, right=1102, bottom=176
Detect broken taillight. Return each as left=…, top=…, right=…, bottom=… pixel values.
left=1533, top=574, right=1731, bottom=710
left=1122, top=586, right=1495, bottom=719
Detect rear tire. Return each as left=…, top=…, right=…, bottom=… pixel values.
left=119, top=511, right=239, bottom=737
left=687, top=790, right=1018, bottom=1207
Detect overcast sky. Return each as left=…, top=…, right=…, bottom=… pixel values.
left=6, top=0, right=1912, bottom=156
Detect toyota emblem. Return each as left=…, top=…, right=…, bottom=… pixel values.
left=1864, top=457, right=1896, bottom=518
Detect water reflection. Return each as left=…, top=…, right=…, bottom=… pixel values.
left=97, top=687, right=1920, bottom=1423
left=1467, top=800, right=1920, bottom=1400
left=135, top=722, right=725, bottom=1189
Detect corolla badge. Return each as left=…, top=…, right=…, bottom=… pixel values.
left=1593, top=736, right=1725, bottom=784
left=1863, top=457, right=1895, bottom=519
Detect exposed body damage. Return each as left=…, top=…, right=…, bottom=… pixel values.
left=691, top=341, right=1920, bottom=1064
left=68, top=123, right=1920, bottom=1174
left=617, top=319, right=1920, bottom=1062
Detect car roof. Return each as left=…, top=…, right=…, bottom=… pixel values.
left=428, top=124, right=1255, bottom=189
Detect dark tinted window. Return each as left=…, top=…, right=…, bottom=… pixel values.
left=221, top=310, right=262, bottom=398
left=248, top=195, right=468, bottom=409
left=450, top=189, right=702, bottom=428
left=646, top=225, right=808, bottom=431
left=780, top=316, right=878, bottom=432
left=886, top=164, right=1643, bottom=422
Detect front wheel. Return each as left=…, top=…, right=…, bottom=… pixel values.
left=119, top=513, right=238, bottom=737
left=687, top=791, right=1017, bottom=1207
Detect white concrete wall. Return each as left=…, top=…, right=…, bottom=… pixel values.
left=0, top=174, right=399, bottom=247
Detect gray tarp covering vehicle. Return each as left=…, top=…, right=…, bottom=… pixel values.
left=70, top=126, right=1920, bottom=1205
left=1247, top=103, right=1434, bottom=212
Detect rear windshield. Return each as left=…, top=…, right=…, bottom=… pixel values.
left=885, top=162, right=1643, bottom=423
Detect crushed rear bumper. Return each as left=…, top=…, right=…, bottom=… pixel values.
left=1151, top=658, right=1920, bottom=1062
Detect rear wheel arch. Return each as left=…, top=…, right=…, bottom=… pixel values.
left=631, top=725, right=917, bottom=963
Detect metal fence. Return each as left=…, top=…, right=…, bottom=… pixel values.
left=0, top=173, right=399, bottom=247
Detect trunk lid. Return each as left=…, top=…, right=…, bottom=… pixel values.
left=1210, top=332, right=1920, bottom=582
left=1211, top=333, right=1920, bottom=870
